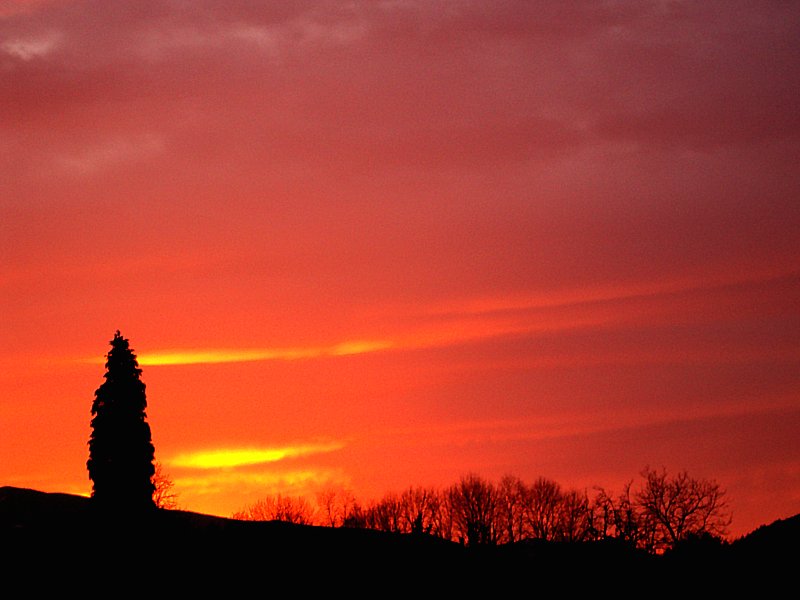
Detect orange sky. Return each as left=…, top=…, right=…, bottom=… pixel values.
left=2, top=1, right=799, bottom=538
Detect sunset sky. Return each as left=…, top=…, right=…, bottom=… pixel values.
left=2, top=0, right=799, bottom=537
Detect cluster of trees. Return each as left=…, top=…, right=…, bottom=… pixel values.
left=86, top=332, right=731, bottom=554
left=234, top=467, right=732, bottom=554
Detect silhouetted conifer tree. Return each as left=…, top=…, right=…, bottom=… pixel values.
left=87, top=331, right=156, bottom=512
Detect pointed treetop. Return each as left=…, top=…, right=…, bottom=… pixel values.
left=104, top=330, right=142, bottom=379
left=111, top=329, right=127, bottom=348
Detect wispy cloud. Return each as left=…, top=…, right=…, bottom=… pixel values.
left=56, top=133, right=165, bottom=173
left=1, top=31, right=62, bottom=59
left=373, top=396, right=800, bottom=452
left=139, top=340, right=391, bottom=366
left=168, top=440, right=346, bottom=469
left=77, top=339, right=391, bottom=367
left=75, top=270, right=797, bottom=370
left=174, top=468, right=342, bottom=496
left=424, top=268, right=799, bottom=319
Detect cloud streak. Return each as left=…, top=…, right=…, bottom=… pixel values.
left=69, top=268, right=797, bottom=369
left=135, top=340, right=391, bottom=366
left=168, top=441, right=346, bottom=469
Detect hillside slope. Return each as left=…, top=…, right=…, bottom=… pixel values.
left=1, top=486, right=795, bottom=592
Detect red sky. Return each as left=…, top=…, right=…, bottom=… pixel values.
left=2, top=0, right=799, bottom=537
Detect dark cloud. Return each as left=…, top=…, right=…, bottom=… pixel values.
left=5, top=1, right=798, bottom=159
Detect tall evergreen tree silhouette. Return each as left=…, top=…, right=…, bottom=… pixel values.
left=87, top=331, right=156, bottom=511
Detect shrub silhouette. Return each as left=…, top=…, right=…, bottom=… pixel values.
left=87, top=331, right=156, bottom=512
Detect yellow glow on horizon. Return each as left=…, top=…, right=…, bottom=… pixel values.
left=168, top=441, right=346, bottom=469
left=172, top=467, right=352, bottom=517
left=174, top=468, right=343, bottom=494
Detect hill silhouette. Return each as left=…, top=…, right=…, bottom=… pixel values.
left=0, top=486, right=795, bottom=593
left=1, top=486, right=469, bottom=593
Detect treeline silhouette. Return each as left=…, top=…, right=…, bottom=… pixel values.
left=232, top=466, right=731, bottom=554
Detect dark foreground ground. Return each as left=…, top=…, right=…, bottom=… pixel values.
left=0, top=486, right=795, bottom=594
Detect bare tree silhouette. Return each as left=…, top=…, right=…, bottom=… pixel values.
left=591, top=482, right=643, bottom=544
left=636, top=466, right=731, bottom=552
left=497, top=475, right=527, bottom=544
left=523, top=476, right=562, bottom=540
left=316, top=486, right=358, bottom=527
left=233, top=494, right=316, bottom=524
left=448, top=473, right=499, bottom=546
left=152, top=461, right=179, bottom=510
